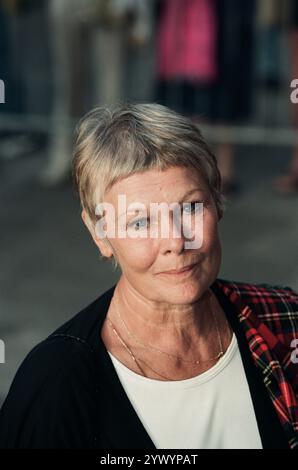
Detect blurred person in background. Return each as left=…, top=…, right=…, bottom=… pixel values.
left=39, top=0, right=153, bottom=187
left=154, top=0, right=256, bottom=197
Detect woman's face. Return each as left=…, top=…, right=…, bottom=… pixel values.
left=89, top=166, right=222, bottom=305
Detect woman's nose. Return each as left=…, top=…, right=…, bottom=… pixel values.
left=159, top=212, right=187, bottom=254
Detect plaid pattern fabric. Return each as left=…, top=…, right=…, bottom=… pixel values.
left=216, top=278, right=298, bottom=449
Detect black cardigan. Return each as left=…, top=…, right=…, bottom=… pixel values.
left=0, top=280, right=290, bottom=449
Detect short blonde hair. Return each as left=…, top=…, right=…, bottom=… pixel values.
left=72, top=102, right=225, bottom=266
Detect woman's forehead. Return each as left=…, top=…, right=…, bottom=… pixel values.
left=106, top=167, right=208, bottom=200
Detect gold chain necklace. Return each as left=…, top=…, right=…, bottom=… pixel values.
left=106, top=317, right=168, bottom=379
left=112, top=294, right=225, bottom=364
left=106, top=314, right=225, bottom=381
left=106, top=294, right=227, bottom=380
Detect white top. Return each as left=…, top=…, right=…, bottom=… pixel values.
left=107, top=333, right=263, bottom=449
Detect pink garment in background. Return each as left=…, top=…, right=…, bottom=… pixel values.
left=156, top=0, right=218, bottom=83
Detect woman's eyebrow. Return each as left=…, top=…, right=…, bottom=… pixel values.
left=177, top=188, right=206, bottom=202
left=117, top=188, right=205, bottom=220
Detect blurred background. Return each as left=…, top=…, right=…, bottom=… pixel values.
left=0, top=0, right=298, bottom=405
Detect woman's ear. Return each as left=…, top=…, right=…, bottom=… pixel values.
left=81, top=209, right=93, bottom=234
left=81, top=209, right=114, bottom=259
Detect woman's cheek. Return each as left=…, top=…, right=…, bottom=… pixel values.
left=120, top=237, right=156, bottom=270
left=197, top=209, right=217, bottom=249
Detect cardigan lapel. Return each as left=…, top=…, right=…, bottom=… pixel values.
left=94, top=285, right=157, bottom=449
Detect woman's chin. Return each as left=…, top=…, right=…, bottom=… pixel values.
left=160, top=281, right=204, bottom=304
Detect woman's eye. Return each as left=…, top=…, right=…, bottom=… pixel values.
left=183, top=202, right=202, bottom=214
left=128, top=217, right=149, bottom=231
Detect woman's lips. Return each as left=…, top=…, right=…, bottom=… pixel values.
left=157, top=263, right=199, bottom=278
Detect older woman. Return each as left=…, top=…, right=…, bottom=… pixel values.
left=0, top=103, right=297, bottom=449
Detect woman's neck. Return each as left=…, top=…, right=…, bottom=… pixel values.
left=109, top=275, right=230, bottom=360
